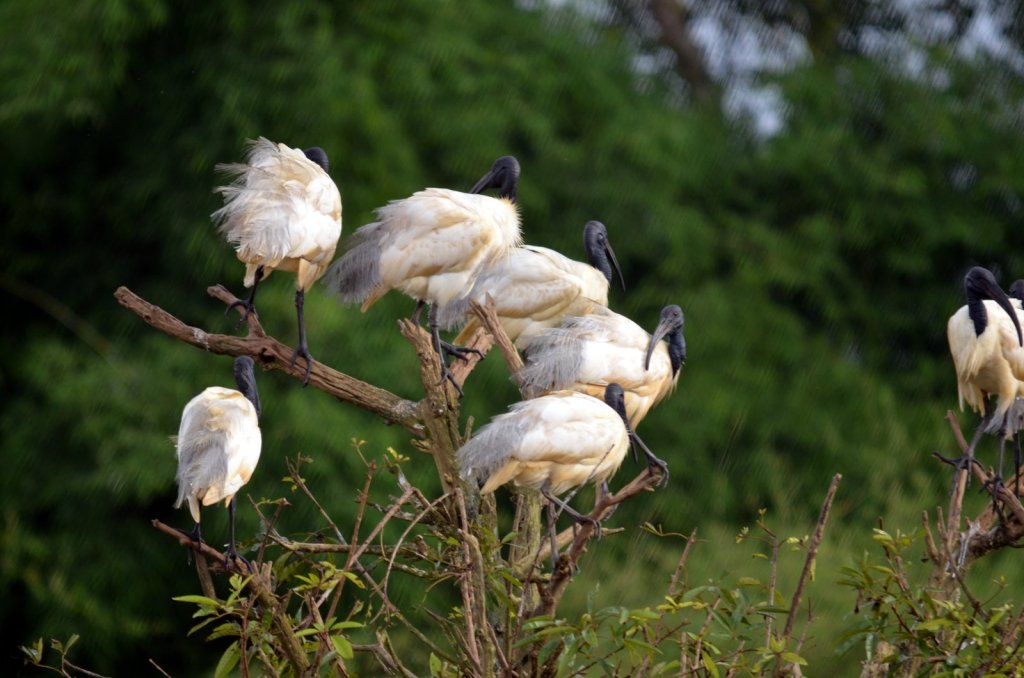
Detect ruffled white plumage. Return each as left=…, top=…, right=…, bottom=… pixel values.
left=213, top=137, right=342, bottom=290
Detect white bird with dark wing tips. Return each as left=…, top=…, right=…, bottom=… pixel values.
left=438, top=220, right=625, bottom=348
left=323, top=156, right=522, bottom=391
left=458, top=384, right=667, bottom=560
left=519, top=304, right=686, bottom=429
left=213, top=137, right=343, bottom=384
left=946, top=266, right=1024, bottom=482
left=174, top=356, right=262, bottom=568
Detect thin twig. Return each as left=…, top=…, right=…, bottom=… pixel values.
left=668, top=528, right=699, bottom=598
left=147, top=658, right=172, bottom=678
left=779, top=474, right=841, bottom=642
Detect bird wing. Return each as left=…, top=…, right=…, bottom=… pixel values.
left=464, top=392, right=625, bottom=494
left=946, top=307, right=987, bottom=413
left=519, top=309, right=651, bottom=396
left=997, top=308, right=1024, bottom=382
left=174, top=388, right=260, bottom=512
left=447, top=247, right=608, bottom=342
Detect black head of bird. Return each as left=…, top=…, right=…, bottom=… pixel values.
left=233, top=355, right=261, bottom=417
left=583, top=220, right=625, bottom=291
left=646, top=304, right=686, bottom=373
left=303, top=147, right=330, bottom=172
left=1009, top=279, right=1024, bottom=302
left=469, top=156, right=520, bottom=201
left=964, top=266, right=1022, bottom=346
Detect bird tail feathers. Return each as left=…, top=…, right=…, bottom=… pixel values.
left=321, top=224, right=383, bottom=304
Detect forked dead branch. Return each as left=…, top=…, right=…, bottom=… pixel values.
left=116, top=284, right=681, bottom=675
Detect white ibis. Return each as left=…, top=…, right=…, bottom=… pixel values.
left=323, top=156, right=522, bottom=391
left=174, top=356, right=262, bottom=567
left=213, top=137, right=343, bottom=383
left=946, top=266, right=1024, bottom=483
left=437, top=220, right=625, bottom=348
left=518, top=305, right=686, bottom=429
left=457, top=384, right=667, bottom=561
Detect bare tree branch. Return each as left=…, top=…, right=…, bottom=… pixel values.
left=113, top=285, right=425, bottom=435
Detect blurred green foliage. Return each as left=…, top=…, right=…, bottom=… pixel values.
left=3, top=0, right=1024, bottom=674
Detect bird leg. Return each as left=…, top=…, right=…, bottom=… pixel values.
left=1015, top=434, right=1022, bottom=497
left=290, top=288, right=314, bottom=385
left=982, top=413, right=1013, bottom=519
left=935, top=411, right=993, bottom=483
left=176, top=522, right=204, bottom=566
left=541, top=487, right=602, bottom=539
left=224, top=496, right=251, bottom=572
left=597, top=480, right=618, bottom=522
left=629, top=431, right=669, bottom=486
left=226, top=265, right=265, bottom=325
left=427, top=305, right=483, bottom=397
left=545, top=501, right=559, bottom=571
left=410, top=300, right=427, bottom=326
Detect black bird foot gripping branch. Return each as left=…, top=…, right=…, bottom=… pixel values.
left=933, top=411, right=1024, bottom=568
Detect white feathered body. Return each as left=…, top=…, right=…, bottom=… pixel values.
left=444, top=245, right=610, bottom=347
left=326, top=188, right=521, bottom=311
left=213, top=138, right=342, bottom=291
left=948, top=300, right=1024, bottom=437
left=520, top=307, right=679, bottom=428
left=458, top=391, right=629, bottom=496
left=174, top=386, right=262, bottom=523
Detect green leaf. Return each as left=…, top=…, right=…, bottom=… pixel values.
left=781, top=651, right=807, bottom=665
left=916, top=618, right=952, bottom=632
left=172, top=594, right=220, bottom=607
left=429, top=652, right=442, bottom=676
left=206, top=623, right=241, bottom=642
left=214, top=642, right=240, bottom=678
left=331, top=635, right=354, bottom=660
left=331, top=620, right=364, bottom=631
left=701, top=650, right=720, bottom=678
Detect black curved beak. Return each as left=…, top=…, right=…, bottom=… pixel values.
left=605, top=240, right=626, bottom=291
left=233, top=356, right=262, bottom=417
left=469, top=167, right=497, bottom=195
left=469, top=156, right=519, bottom=201
left=987, top=278, right=1024, bottom=347
left=645, top=316, right=675, bottom=371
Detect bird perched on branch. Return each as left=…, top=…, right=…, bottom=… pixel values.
left=437, top=220, right=625, bottom=348
left=518, top=304, right=686, bottom=428
left=174, top=356, right=262, bottom=568
left=323, top=156, right=522, bottom=392
left=213, top=137, right=343, bottom=384
left=946, top=266, right=1024, bottom=484
left=458, top=384, right=667, bottom=562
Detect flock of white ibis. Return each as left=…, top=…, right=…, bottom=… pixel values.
left=171, top=138, right=687, bottom=566
left=171, top=138, right=1024, bottom=568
